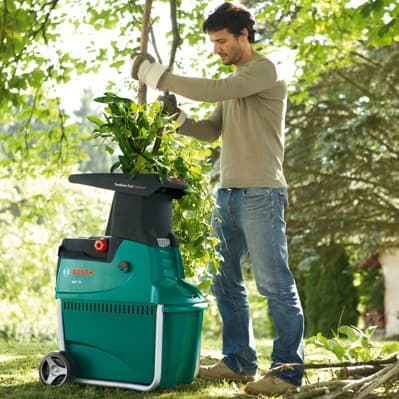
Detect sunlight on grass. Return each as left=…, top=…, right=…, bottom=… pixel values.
left=0, top=354, right=24, bottom=362
left=1, top=337, right=398, bottom=399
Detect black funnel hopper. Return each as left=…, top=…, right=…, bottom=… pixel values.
left=69, top=173, right=188, bottom=247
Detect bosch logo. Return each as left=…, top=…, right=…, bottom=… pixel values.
left=72, top=269, right=94, bottom=277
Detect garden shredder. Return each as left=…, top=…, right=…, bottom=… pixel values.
left=39, top=172, right=207, bottom=391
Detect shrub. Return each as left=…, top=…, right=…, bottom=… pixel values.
left=305, top=243, right=359, bottom=337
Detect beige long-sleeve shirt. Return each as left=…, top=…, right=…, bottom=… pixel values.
left=158, top=53, right=287, bottom=188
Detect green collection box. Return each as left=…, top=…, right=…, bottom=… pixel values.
left=55, top=240, right=207, bottom=390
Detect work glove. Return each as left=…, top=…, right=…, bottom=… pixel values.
left=130, top=52, right=167, bottom=90
left=157, top=93, right=187, bottom=126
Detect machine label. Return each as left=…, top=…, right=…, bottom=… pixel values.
left=114, top=182, right=146, bottom=190
left=157, top=238, right=171, bottom=247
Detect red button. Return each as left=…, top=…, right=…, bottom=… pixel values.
left=167, top=176, right=187, bottom=184
left=94, top=238, right=108, bottom=252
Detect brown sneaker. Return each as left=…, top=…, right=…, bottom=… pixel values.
left=199, top=361, right=255, bottom=383
left=244, top=375, right=296, bottom=395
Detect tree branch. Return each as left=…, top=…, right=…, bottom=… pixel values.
left=283, top=354, right=399, bottom=399
left=270, top=353, right=398, bottom=374
left=353, top=361, right=399, bottom=399
left=29, top=0, right=59, bottom=44
left=0, top=199, right=29, bottom=214
left=138, top=0, right=153, bottom=104
left=350, top=50, right=382, bottom=67
left=149, top=21, right=163, bottom=64
left=167, top=0, right=182, bottom=72
left=334, top=69, right=376, bottom=99
left=152, top=0, right=183, bottom=155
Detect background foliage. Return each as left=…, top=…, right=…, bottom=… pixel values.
left=304, top=243, right=359, bottom=337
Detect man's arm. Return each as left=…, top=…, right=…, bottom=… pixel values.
left=158, top=93, right=222, bottom=143
left=157, top=59, right=277, bottom=102
left=131, top=53, right=278, bottom=103
left=178, top=103, right=223, bottom=143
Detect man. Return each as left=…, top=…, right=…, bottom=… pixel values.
left=131, top=2, right=304, bottom=395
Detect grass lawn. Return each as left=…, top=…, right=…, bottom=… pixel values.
left=3, top=335, right=398, bottom=399
left=0, top=336, right=316, bottom=399
left=1, top=290, right=399, bottom=399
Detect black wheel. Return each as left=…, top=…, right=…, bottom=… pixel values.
left=39, top=351, right=71, bottom=387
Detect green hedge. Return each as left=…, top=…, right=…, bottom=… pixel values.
left=305, top=243, right=359, bottom=337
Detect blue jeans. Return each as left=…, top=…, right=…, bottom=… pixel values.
left=212, top=187, right=304, bottom=386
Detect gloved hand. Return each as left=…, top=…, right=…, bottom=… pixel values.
left=130, top=53, right=155, bottom=79
left=158, top=93, right=179, bottom=115
left=157, top=93, right=186, bottom=126
left=130, top=52, right=167, bottom=90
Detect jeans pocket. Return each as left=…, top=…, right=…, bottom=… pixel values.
left=279, top=189, right=289, bottom=208
left=242, top=188, right=270, bottom=198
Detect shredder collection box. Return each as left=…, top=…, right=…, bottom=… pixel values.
left=56, top=239, right=207, bottom=389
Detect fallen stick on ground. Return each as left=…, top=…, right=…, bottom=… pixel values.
left=282, top=353, right=399, bottom=399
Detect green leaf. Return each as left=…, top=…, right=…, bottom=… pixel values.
left=87, top=115, right=104, bottom=126
left=105, top=145, right=114, bottom=155
left=331, top=342, right=347, bottom=361
left=110, top=161, right=121, bottom=172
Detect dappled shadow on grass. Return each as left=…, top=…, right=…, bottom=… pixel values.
left=4, top=338, right=399, bottom=398
left=0, top=338, right=286, bottom=398
left=0, top=339, right=276, bottom=398
left=0, top=347, right=252, bottom=399
left=0, top=378, right=254, bottom=399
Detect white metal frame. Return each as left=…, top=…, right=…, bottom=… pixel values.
left=57, top=300, right=165, bottom=391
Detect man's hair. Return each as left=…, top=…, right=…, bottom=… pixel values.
left=202, top=2, right=256, bottom=43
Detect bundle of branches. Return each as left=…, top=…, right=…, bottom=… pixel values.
left=278, top=353, right=399, bottom=399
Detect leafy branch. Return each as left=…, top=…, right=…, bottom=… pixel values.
left=277, top=326, right=399, bottom=398
left=89, top=93, right=175, bottom=179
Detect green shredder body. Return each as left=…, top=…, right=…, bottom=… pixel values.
left=45, top=173, right=207, bottom=391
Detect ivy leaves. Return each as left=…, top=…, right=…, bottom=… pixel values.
left=89, top=93, right=175, bottom=178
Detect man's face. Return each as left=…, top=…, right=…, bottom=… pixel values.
left=209, top=28, right=247, bottom=66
